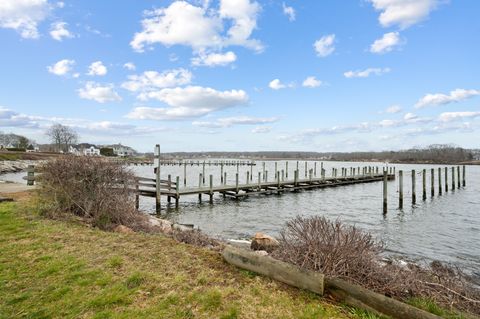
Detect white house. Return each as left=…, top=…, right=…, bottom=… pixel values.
left=83, top=146, right=100, bottom=156
left=111, top=143, right=135, bottom=157
left=69, top=145, right=81, bottom=156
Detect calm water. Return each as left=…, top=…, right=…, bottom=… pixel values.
left=2, top=160, right=479, bottom=278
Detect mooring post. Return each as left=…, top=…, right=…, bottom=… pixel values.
left=281, top=169, right=285, bottom=181
left=237, top=163, right=239, bottom=175
left=246, top=171, right=250, bottom=185
left=286, top=161, right=289, bottom=179
left=457, top=166, right=461, bottom=189
left=383, top=170, right=388, bottom=214
left=27, top=165, right=34, bottom=186
left=399, top=170, right=403, bottom=209
left=438, top=167, right=442, bottom=195
left=209, top=175, right=213, bottom=204
left=184, top=163, right=187, bottom=186
left=445, top=167, right=448, bottom=192
left=263, top=162, right=266, bottom=181
left=314, top=162, right=317, bottom=177
left=411, top=170, right=416, bottom=205
left=296, top=161, right=299, bottom=172
left=275, top=162, right=277, bottom=175
left=431, top=168, right=434, bottom=197
left=135, top=180, right=139, bottom=210
left=202, top=161, right=206, bottom=185
left=304, top=161, right=308, bottom=178
left=175, top=176, right=180, bottom=208
left=294, top=170, right=298, bottom=187
left=309, top=169, right=313, bottom=182
left=198, top=173, right=202, bottom=202
left=422, top=169, right=426, bottom=201
left=224, top=172, right=227, bottom=185
left=462, top=165, right=466, bottom=187
left=154, top=144, right=161, bottom=213
left=221, top=163, right=224, bottom=184
left=250, top=163, right=253, bottom=181
left=235, top=173, right=239, bottom=194
left=167, top=174, right=172, bottom=203
left=265, top=170, right=268, bottom=182
left=452, top=167, right=455, bottom=190
left=258, top=172, right=261, bottom=190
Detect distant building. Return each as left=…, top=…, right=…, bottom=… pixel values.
left=69, top=145, right=81, bottom=156
left=83, top=146, right=100, bottom=156
left=109, top=143, right=136, bottom=157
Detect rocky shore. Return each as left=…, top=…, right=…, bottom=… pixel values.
left=0, top=160, right=39, bottom=174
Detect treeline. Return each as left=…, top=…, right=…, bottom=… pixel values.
left=0, top=132, right=35, bottom=150
left=162, top=145, right=474, bottom=164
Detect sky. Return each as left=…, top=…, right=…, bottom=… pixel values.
left=1, top=0, right=480, bottom=153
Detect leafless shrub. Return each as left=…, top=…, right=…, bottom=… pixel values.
left=272, top=215, right=480, bottom=315
left=37, top=156, right=147, bottom=231
left=171, top=229, right=222, bottom=249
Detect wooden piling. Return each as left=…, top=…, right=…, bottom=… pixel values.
left=263, top=162, right=266, bottom=181
left=304, top=161, right=307, bottom=178
left=412, top=170, right=416, bottom=205
left=184, top=163, right=187, bottom=186
left=235, top=173, right=239, bottom=194
left=209, top=175, right=213, bottom=203
left=154, top=144, right=161, bottom=213
left=167, top=174, right=172, bottom=203
left=246, top=171, right=250, bottom=185
left=224, top=172, right=227, bottom=185
left=383, top=170, right=388, bottom=214
left=250, top=163, right=253, bottom=181
left=445, top=167, right=448, bottom=192
left=176, top=176, right=180, bottom=208
left=457, top=166, right=461, bottom=189
left=438, top=167, right=442, bottom=195
left=430, top=169, right=434, bottom=197
left=135, top=182, right=139, bottom=209
left=202, top=161, right=206, bottom=184
left=27, top=165, right=34, bottom=186
left=398, top=170, right=403, bottom=209
left=462, top=165, right=466, bottom=187
left=451, top=167, right=455, bottom=190
left=314, top=162, right=317, bottom=177
left=198, top=173, right=202, bottom=202
left=286, top=161, right=289, bottom=179
left=258, top=172, right=261, bottom=190
left=422, top=169, right=426, bottom=201
left=221, top=163, right=224, bottom=184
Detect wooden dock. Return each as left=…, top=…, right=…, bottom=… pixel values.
left=123, top=159, right=256, bottom=166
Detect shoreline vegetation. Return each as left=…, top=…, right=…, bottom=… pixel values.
left=1, top=156, right=478, bottom=318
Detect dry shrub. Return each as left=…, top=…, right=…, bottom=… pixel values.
left=37, top=156, right=147, bottom=231
left=171, top=229, right=222, bottom=248
left=271, top=215, right=480, bottom=315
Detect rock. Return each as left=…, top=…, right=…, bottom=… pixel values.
left=227, top=239, right=252, bottom=250
left=250, top=232, right=279, bottom=253
left=114, top=225, right=135, bottom=234
left=147, top=216, right=173, bottom=234
left=254, top=250, right=269, bottom=256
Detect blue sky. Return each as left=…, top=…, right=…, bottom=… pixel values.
left=1, top=0, right=479, bottom=152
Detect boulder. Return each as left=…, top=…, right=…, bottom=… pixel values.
left=147, top=216, right=173, bottom=234
left=250, top=232, right=279, bottom=253
left=114, top=225, right=135, bottom=234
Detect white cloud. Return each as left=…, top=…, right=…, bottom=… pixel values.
left=130, top=0, right=262, bottom=53
left=385, top=105, right=402, bottom=113
left=439, top=111, right=480, bottom=122
left=252, top=126, right=271, bottom=133
left=368, top=0, right=439, bottom=29
left=191, top=51, right=236, bottom=67
left=344, top=67, right=390, bottom=78
left=126, top=86, right=248, bottom=120
left=404, top=112, right=417, bottom=121
left=302, top=76, right=322, bottom=88
left=49, top=21, right=73, bottom=41
left=370, top=32, right=401, bottom=54
left=415, top=89, right=480, bottom=108
left=269, top=79, right=286, bottom=90
left=314, top=34, right=335, bottom=57
left=77, top=82, right=122, bottom=103
left=87, top=61, right=108, bottom=76
left=0, top=0, right=52, bottom=39
left=282, top=2, right=295, bottom=22
left=123, top=62, right=136, bottom=71
left=193, top=116, right=278, bottom=128
left=122, top=69, right=192, bottom=96
left=47, top=59, right=75, bottom=76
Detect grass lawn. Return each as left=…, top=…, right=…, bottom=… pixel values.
left=0, top=196, right=366, bottom=319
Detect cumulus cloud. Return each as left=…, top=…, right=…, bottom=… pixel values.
left=193, top=116, right=278, bottom=128
left=77, top=82, right=122, bottom=103
left=123, top=62, right=136, bottom=71
left=268, top=79, right=287, bottom=90
left=370, top=32, right=402, bottom=54
left=302, top=76, right=322, bottom=88
left=49, top=21, right=73, bottom=41
left=385, top=105, right=402, bottom=113
left=314, top=34, right=335, bottom=57
left=126, top=86, right=248, bottom=120
left=130, top=0, right=262, bottom=53
left=344, top=67, right=390, bottom=78
left=87, top=61, right=108, bottom=76
left=415, top=89, right=480, bottom=108
left=0, top=0, right=52, bottom=38
left=252, top=126, right=271, bottom=133
left=282, top=2, right=295, bottom=21
left=122, top=69, right=192, bottom=97
left=191, top=51, right=236, bottom=67
left=47, top=59, right=75, bottom=76
left=368, top=0, right=439, bottom=29
left=439, top=111, right=480, bottom=122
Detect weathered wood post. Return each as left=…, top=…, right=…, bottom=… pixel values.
left=250, top=163, right=253, bottom=181
left=422, top=169, right=426, bottom=201
left=209, top=174, right=213, bottom=204
left=235, top=173, right=239, bottom=194
left=398, top=170, right=403, bottom=209
left=275, top=162, right=278, bottom=175
left=294, top=170, right=298, bottom=187
left=224, top=172, right=227, bottom=185
left=462, top=165, right=466, bottom=187
left=258, top=172, right=261, bottom=190
left=309, top=169, right=313, bottom=182
left=383, top=170, right=388, bottom=214
left=184, top=163, right=187, bottom=186
left=154, top=144, right=161, bottom=213
left=202, top=161, right=206, bottom=185
left=430, top=169, right=434, bottom=198
left=175, top=176, right=180, bottom=208
left=167, top=174, right=172, bottom=203
left=457, top=166, right=461, bottom=189
left=411, top=170, right=416, bottom=205
left=27, top=165, right=34, bottom=186
left=296, top=161, right=299, bottom=172
left=304, top=161, right=308, bottom=178
left=263, top=162, right=266, bottom=181
left=265, top=170, right=268, bottom=182
left=445, top=167, right=448, bottom=192
left=314, top=162, right=317, bottom=177
left=246, top=171, right=250, bottom=185
left=438, top=167, right=442, bottom=195
left=198, top=173, right=202, bottom=202
left=286, top=161, right=289, bottom=179
left=135, top=180, right=139, bottom=210
left=281, top=169, right=285, bottom=181
left=237, top=163, right=239, bottom=175
left=451, top=167, right=455, bottom=190
left=221, top=163, right=224, bottom=184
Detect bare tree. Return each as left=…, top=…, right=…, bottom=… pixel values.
left=46, top=124, right=78, bottom=153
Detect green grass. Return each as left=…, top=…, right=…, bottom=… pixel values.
left=407, top=297, right=468, bottom=319
left=0, top=153, right=20, bottom=161
left=0, top=200, right=359, bottom=319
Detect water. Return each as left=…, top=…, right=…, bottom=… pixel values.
left=132, top=160, right=480, bottom=278
left=3, top=160, right=479, bottom=278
